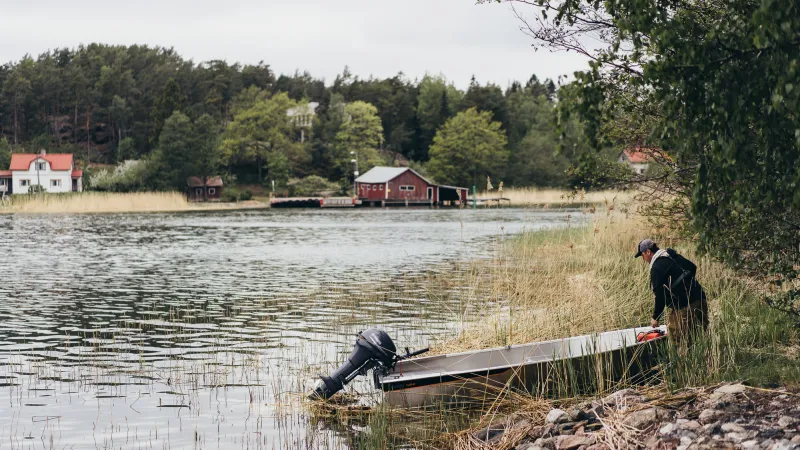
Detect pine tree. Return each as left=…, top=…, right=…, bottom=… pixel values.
left=149, top=78, right=186, bottom=147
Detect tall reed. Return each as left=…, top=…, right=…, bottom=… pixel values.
left=1, top=191, right=266, bottom=214
left=475, top=188, right=635, bottom=207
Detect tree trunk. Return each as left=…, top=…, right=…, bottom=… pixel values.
left=13, top=101, right=18, bottom=145
left=86, top=107, right=91, bottom=165
left=73, top=103, right=78, bottom=145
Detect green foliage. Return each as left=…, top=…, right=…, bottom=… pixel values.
left=460, top=76, right=507, bottom=128
left=117, top=137, right=137, bottom=162
left=334, top=101, right=386, bottom=176
left=220, top=187, right=240, bottom=202
left=506, top=0, right=800, bottom=314
left=427, top=108, right=508, bottom=189
left=0, top=137, right=10, bottom=169
left=27, top=184, right=47, bottom=195
left=0, top=44, right=582, bottom=192
left=290, top=175, right=340, bottom=196
left=416, top=75, right=462, bottom=160
left=150, top=78, right=186, bottom=147
left=88, top=160, right=150, bottom=192
left=150, top=112, right=223, bottom=191
left=222, top=92, right=304, bottom=184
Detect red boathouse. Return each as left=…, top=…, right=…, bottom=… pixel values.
left=355, top=167, right=468, bottom=207
left=187, top=176, right=224, bottom=201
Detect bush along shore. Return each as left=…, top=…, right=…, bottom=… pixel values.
left=309, top=209, right=800, bottom=449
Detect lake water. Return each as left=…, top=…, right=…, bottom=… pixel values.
left=0, top=207, right=575, bottom=449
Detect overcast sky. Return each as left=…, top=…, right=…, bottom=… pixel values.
left=1, top=0, right=589, bottom=89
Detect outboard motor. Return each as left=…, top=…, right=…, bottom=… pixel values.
left=310, top=327, right=428, bottom=400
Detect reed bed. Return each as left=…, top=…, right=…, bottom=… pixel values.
left=0, top=191, right=267, bottom=213
left=309, top=209, right=800, bottom=449
left=476, top=188, right=635, bottom=207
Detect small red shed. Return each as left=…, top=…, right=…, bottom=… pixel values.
left=187, top=176, right=224, bottom=202
left=355, top=167, right=468, bottom=206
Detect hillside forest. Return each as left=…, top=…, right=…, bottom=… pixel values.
left=0, top=44, right=611, bottom=195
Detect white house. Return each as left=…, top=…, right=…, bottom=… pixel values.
left=618, top=149, right=651, bottom=175
left=0, top=151, right=83, bottom=195
left=286, top=101, right=319, bottom=143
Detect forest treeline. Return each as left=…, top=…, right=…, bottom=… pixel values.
left=0, top=44, right=605, bottom=193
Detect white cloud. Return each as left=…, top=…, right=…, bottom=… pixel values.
left=0, top=0, right=589, bottom=89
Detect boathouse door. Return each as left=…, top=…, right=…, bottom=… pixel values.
left=427, top=187, right=433, bottom=200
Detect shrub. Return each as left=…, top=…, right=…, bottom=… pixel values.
left=88, top=160, right=150, bottom=192
left=240, top=190, right=253, bottom=201
left=289, top=175, right=340, bottom=196
left=221, top=188, right=239, bottom=202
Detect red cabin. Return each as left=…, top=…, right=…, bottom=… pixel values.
left=187, top=176, right=223, bottom=201
left=355, top=167, right=468, bottom=206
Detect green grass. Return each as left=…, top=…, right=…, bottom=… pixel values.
left=319, top=213, right=800, bottom=449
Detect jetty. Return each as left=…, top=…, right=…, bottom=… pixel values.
left=270, top=197, right=356, bottom=208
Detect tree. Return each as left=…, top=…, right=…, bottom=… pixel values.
left=2, top=60, right=32, bottom=144
left=334, top=101, right=386, bottom=178
left=150, top=78, right=186, bottom=147
left=150, top=111, right=195, bottom=190
left=150, top=112, right=222, bottom=191
left=459, top=76, right=508, bottom=129
left=221, top=92, right=303, bottom=184
left=117, top=137, right=137, bottom=162
left=193, top=114, right=223, bottom=193
left=502, top=0, right=800, bottom=316
left=0, top=137, right=11, bottom=169
left=505, top=97, right=571, bottom=187
left=416, top=75, right=462, bottom=160
left=427, top=108, right=508, bottom=189
left=109, top=95, right=131, bottom=150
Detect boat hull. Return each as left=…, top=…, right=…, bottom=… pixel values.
left=379, top=327, right=667, bottom=408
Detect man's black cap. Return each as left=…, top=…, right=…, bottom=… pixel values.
left=635, top=239, right=657, bottom=258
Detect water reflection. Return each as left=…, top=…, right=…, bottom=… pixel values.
left=0, top=207, right=574, bottom=449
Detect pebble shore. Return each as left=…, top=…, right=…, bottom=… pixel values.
left=472, top=384, right=800, bottom=449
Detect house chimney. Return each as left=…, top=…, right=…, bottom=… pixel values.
left=39, top=149, right=46, bottom=156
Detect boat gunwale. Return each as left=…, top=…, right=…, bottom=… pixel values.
left=380, top=326, right=667, bottom=386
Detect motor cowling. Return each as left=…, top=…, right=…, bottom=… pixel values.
left=310, top=327, right=398, bottom=400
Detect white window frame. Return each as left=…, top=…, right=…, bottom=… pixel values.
left=400, top=185, right=415, bottom=191
left=208, top=188, right=216, bottom=195
left=38, top=162, right=46, bottom=171
left=51, top=179, right=61, bottom=187
left=20, top=179, right=30, bottom=187
left=0, top=179, right=5, bottom=186
left=379, top=185, right=383, bottom=191
left=366, top=185, right=371, bottom=191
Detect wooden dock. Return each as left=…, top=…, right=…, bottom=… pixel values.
left=270, top=197, right=356, bottom=208
left=467, top=197, right=512, bottom=206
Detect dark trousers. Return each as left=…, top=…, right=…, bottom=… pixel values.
left=667, top=297, right=709, bottom=346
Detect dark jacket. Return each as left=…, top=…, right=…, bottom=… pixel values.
left=650, top=249, right=706, bottom=320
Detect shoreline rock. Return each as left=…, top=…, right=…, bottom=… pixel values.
left=473, top=383, right=800, bottom=449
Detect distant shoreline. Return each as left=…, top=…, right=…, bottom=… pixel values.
left=0, top=188, right=629, bottom=214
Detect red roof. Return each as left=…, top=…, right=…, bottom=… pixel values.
left=72, top=170, right=83, bottom=178
left=621, top=149, right=652, bottom=164
left=0, top=170, right=11, bottom=177
left=187, top=176, right=224, bottom=187
left=9, top=153, right=74, bottom=171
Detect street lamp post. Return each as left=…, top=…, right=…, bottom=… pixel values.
left=350, top=151, right=359, bottom=199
